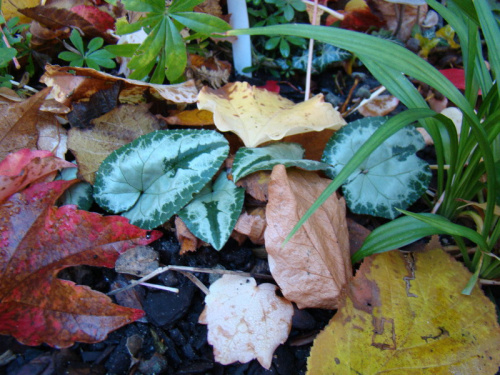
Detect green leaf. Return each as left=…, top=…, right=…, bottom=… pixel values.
left=87, top=37, right=104, bottom=54
left=169, top=12, right=231, bottom=35
left=104, top=43, right=140, bottom=57
left=128, top=19, right=166, bottom=71
left=165, top=17, right=187, bottom=82
left=265, top=36, right=281, bottom=50
left=122, top=0, right=164, bottom=13
left=231, top=143, right=328, bottom=182
left=70, top=58, right=85, bottom=67
left=279, top=37, right=290, bottom=57
left=169, top=0, right=206, bottom=13
left=58, top=51, right=82, bottom=62
left=57, top=167, right=94, bottom=211
left=93, top=129, right=229, bottom=229
left=69, top=29, right=85, bottom=55
left=178, top=172, right=245, bottom=250
left=322, top=117, right=431, bottom=219
left=0, top=48, right=16, bottom=68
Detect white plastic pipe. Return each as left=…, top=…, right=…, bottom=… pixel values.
left=227, top=0, right=252, bottom=77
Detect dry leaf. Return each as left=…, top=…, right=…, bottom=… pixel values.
left=2, top=0, right=40, bottom=23
left=163, top=109, right=214, bottom=126
left=235, top=170, right=271, bottom=202
left=197, top=82, right=346, bottom=147
left=265, top=165, right=351, bottom=309
left=372, top=0, right=427, bottom=41
left=115, top=246, right=159, bottom=277
left=41, top=65, right=199, bottom=106
left=358, top=94, right=399, bottom=117
left=175, top=216, right=205, bottom=254
left=307, top=246, right=500, bottom=374
left=282, top=129, right=336, bottom=161
left=233, top=208, right=267, bottom=245
left=199, top=275, right=293, bottom=369
left=68, top=104, right=162, bottom=183
left=0, top=88, right=51, bottom=160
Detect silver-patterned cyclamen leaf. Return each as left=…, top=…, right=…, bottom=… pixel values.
left=93, top=129, right=229, bottom=229
left=322, top=117, right=431, bottom=219
left=178, top=172, right=244, bottom=250
left=231, top=142, right=328, bottom=182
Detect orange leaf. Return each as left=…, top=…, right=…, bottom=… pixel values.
left=265, top=165, right=351, bottom=309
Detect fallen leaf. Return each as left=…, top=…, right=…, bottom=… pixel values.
left=41, top=65, right=199, bottom=106
left=265, top=165, right=351, bottom=309
left=67, top=80, right=121, bottom=130
left=68, top=104, right=163, bottom=183
left=70, top=5, right=115, bottom=32
left=1, top=0, right=40, bottom=23
left=235, top=170, right=271, bottom=202
left=187, top=54, right=231, bottom=89
left=307, top=247, right=500, bottom=374
left=163, top=109, right=214, bottom=126
left=0, top=179, right=162, bottom=348
left=18, top=6, right=116, bottom=43
left=197, top=81, right=346, bottom=147
left=115, top=246, right=159, bottom=277
left=0, top=88, right=51, bottom=160
left=0, top=149, right=74, bottom=203
left=233, top=208, right=267, bottom=245
left=358, top=94, right=399, bottom=117
left=282, top=129, right=335, bottom=161
left=326, top=0, right=385, bottom=32
left=371, top=0, right=427, bottom=41
left=199, top=275, right=293, bottom=369
left=175, top=216, right=205, bottom=254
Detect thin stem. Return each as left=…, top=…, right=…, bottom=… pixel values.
left=304, top=0, right=319, bottom=101
left=300, top=0, right=345, bottom=20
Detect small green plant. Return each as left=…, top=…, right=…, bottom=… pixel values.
left=229, top=0, right=500, bottom=291
left=111, top=0, right=231, bottom=84
left=0, top=15, right=33, bottom=87
left=58, top=29, right=116, bottom=71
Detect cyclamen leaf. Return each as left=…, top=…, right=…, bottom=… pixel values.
left=322, top=117, right=431, bottom=219
left=0, top=180, right=161, bottom=348
left=94, top=129, right=229, bottom=229
left=231, top=143, right=328, bottom=182
left=178, top=172, right=244, bottom=250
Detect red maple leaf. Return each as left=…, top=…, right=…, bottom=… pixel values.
left=70, top=5, right=116, bottom=33
left=0, top=179, right=162, bottom=348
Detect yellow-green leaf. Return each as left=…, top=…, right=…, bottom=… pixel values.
left=307, top=245, right=500, bottom=374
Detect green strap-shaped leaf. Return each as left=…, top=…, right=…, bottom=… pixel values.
left=231, top=143, right=328, bottom=182
left=178, top=172, right=244, bottom=250
left=322, top=117, right=431, bottom=219
left=94, top=129, right=229, bottom=229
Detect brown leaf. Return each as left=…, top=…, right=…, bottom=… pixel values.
left=235, top=170, right=271, bottom=202
left=0, top=88, right=51, bottom=160
left=68, top=104, right=162, bottom=183
left=41, top=65, right=199, bottom=106
left=233, top=208, right=267, bottom=245
left=197, top=82, right=346, bottom=147
left=18, top=6, right=116, bottom=43
left=358, top=94, right=399, bottom=117
left=115, top=246, right=159, bottom=277
left=371, top=0, right=428, bottom=40
left=265, top=165, right=351, bottom=309
left=175, top=216, right=204, bottom=254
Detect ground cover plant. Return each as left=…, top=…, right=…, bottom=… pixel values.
left=1, top=0, right=500, bottom=374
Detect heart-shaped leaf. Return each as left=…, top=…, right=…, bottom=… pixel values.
left=232, top=143, right=328, bottom=182
left=178, top=171, right=244, bottom=250
left=94, top=129, right=229, bottom=229
left=322, top=117, right=431, bottom=219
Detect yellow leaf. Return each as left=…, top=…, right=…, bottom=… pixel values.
left=307, top=246, right=500, bottom=374
left=2, top=0, right=40, bottom=23
left=197, top=82, right=346, bottom=147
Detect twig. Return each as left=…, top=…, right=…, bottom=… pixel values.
left=340, top=76, right=360, bottom=113
left=9, top=80, right=39, bottom=93
left=304, top=0, right=319, bottom=101
left=480, top=279, right=500, bottom=286
left=177, top=271, right=210, bottom=295
left=138, top=282, right=179, bottom=293
left=343, top=85, right=386, bottom=117
left=107, top=265, right=273, bottom=296
left=300, top=0, right=345, bottom=20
